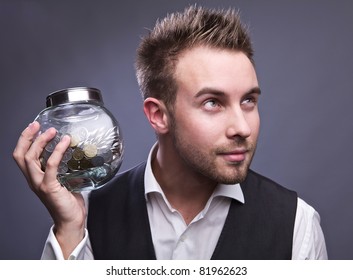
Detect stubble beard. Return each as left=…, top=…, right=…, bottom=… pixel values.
left=169, top=116, right=257, bottom=185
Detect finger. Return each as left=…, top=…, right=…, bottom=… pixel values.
left=23, top=127, right=58, bottom=185
left=26, top=126, right=57, bottom=165
left=23, top=127, right=58, bottom=188
left=42, top=135, right=71, bottom=189
left=13, top=121, right=41, bottom=171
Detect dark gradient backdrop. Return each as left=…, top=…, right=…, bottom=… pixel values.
left=1, top=0, right=352, bottom=259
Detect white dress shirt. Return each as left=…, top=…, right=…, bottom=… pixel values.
left=41, top=144, right=328, bottom=260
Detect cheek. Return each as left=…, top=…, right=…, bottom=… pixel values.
left=177, top=115, right=205, bottom=137
left=248, top=114, right=260, bottom=138
left=175, top=113, right=222, bottom=148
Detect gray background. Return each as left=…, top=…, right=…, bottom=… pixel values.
left=1, top=0, right=352, bottom=260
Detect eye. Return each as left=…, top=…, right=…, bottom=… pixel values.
left=242, top=97, right=254, bottom=104
left=241, top=95, right=258, bottom=109
left=203, top=99, right=221, bottom=110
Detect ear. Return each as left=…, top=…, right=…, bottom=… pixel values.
left=143, top=97, right=170, bottom=134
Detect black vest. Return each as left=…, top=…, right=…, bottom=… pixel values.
left=87, top=162, right=297, bottom=259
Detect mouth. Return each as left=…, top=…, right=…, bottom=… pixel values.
left=217, top=149, right=248, bottom=163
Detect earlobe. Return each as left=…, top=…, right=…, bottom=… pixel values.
left=143, top=97, right=169, bottom=134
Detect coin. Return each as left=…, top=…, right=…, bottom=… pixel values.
left=80, top=158, right=93, bottom=169
left=91, top=156, right=104, bottom=167
left=59, top=125, right=70, bottom=135
left=72, top=147, right=84, bottom=160
left=71, top=126, right=88, bottom=142
left=83, top=144, right=97, bottom=158
left=67, top=159, right=79, bottom=171
left=58, top=162, right=68, bottom=174
left=45, top=135, right=60, bottom=153
left=62, top=148, right=73, bottom=163
left=39, top=156, right=47, bottom=171
left=69, top=134, right=80, bottom=147
left=40, top=149, right=52, bottom=161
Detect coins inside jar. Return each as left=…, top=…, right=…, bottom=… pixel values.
left=34, top=87, right=124, bottom=192
left=83, top=143, right=98, bottom=158
left=39, top=125, right=122, bottom=174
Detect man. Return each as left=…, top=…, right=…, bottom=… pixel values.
left=13, top=5, right=327, bottom=259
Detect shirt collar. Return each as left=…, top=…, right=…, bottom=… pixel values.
left=144, top=142, right=245, bottom=204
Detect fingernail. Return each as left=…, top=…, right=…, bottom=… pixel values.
left=61, top=134, right=71, bottom=142
left=27, top=122, right=35, bottom=131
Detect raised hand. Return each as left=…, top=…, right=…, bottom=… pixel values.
left=13, top=121, right=87, bottom=258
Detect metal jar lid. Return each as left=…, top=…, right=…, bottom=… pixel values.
left=46, top=87, right=104, bottom=107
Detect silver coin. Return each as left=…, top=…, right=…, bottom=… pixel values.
left=91, top=156, right=105, bottom=167
left=40, top=149, right=52, bottom=161
left=62, top=148, right=73, bottom=163
left=58, top=162, right=68, bottom=174
left=71, top=126, right=88, bottom=142
left=45, top=135, right=60, bottom=153
left=59, top=124, right=71, bottom=135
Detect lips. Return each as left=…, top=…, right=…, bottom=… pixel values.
left=218, top=149, right=248, bottom=162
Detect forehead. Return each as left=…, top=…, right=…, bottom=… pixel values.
left=174, top=46, right=258, bottom=94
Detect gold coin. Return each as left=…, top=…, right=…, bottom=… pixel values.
left=67, top=159, right=79, bottom=170
left=72, top=148, right=84, bottom=160
left=69, top=134, right=80, bottom=147
left=83, top=144, right=97, bottom=158
left=39, top=156, right=47, bottom=171
left=80, top=158, right=93, bottom=170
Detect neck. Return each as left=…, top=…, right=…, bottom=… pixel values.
left=151, top=140, right=217, bottom=224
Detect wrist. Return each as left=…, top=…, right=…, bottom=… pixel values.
left=54, top=222, right=85, bottom=259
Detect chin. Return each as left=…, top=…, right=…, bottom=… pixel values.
left=207, top=171, right=248, bottom=185
left=218, top=165, right=250, bottom=184
left=219, top=175, right=247, bottom=185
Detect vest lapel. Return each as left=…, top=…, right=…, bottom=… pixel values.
left=211, top=170, right=296, bottom=260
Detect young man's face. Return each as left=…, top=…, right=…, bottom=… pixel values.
left=169, top=46, right=260, bottom=184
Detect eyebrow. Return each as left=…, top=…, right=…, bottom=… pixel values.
left=194, top=86, right=261, bottom=98
left=246, top=86, right=262, bottom=95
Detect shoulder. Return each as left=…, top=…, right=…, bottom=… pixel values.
left=295, top=197, right=321, bottom=229
left=292, top=198, right=328, bottom=259
left=240, top=170, right=298, bottom=222
left=243, top=169, right=297, bottom=198
left=297, top=197, right=317, bottom=215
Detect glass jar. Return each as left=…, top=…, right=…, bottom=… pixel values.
left=34, top=87, right=123, bottom=192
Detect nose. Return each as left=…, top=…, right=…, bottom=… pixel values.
left=225, top=109, right=252, bottom=139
